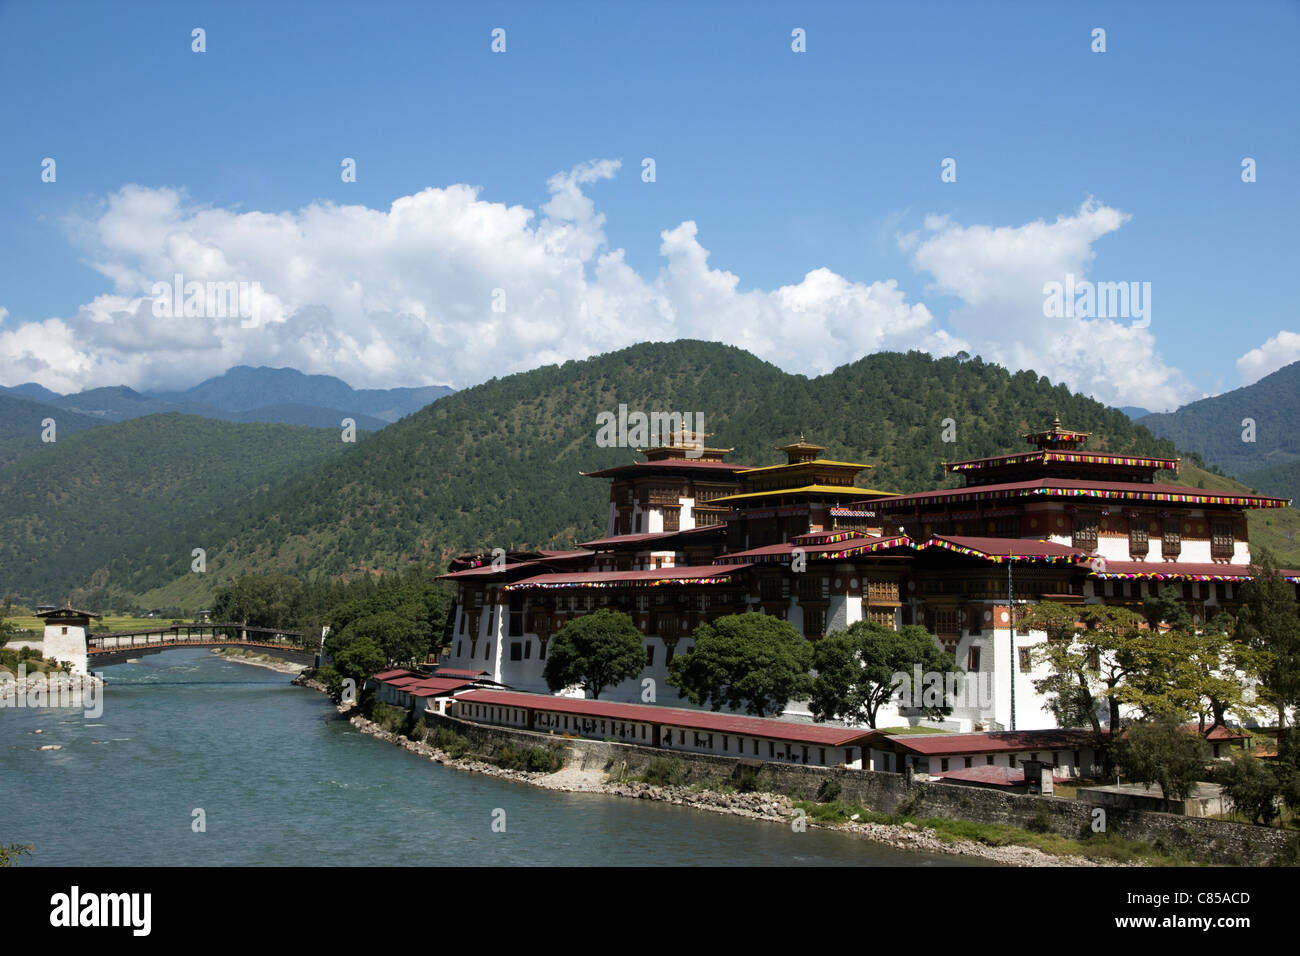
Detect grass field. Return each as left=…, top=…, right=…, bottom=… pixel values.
left=6, top=613, right=192, bottom=635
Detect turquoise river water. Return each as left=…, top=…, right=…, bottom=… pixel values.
left=0, top=649, right=988, bottom=866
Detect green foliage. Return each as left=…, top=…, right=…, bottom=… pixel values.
left=332, top=637, right=386, bottom=689
left=543, top=609, right=645, bottom=699
left=0, top=842, right=33, bottom=867
left=371, top=703, right=407, bottom=735
left=1235, top=549, right=1300, bottom=728
left=82, top=343, right=1200, bottom=597
left=809, top=621, right=960, bottom=727
left=0, top=413, right=347, bottom=605
left=669, top=612, right=813, bottom=717
left=1137, top=361, right=1300, bottom=481
left=0, top=598, right=14, bottom=650
left=495, top=743, right=564, bottom=773
left=212, top=574, right=304, bottom=629
left=329, top=611, right=429, bottom=667
left=732, top=764, right=765, bottom=793
left=314, top=663, right=344, bottom=702
left=1216, top=751, right=1282, bottom=825
left=1116, top=717, right=1210, bottom=808
left=815, top=776, right=843, bottom=803
left=434, top=727, right=471, bottom=759
left=641, top=757, right=688, bottom=787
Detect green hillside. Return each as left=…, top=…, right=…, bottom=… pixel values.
left=1138, top=360, right=1300, bottom=484
left=0, top=392, right=103, bottom=467
left=0, top=414, right=353, bottom=605
left=104, top=342, right=1240, bottom=609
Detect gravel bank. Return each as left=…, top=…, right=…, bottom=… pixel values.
left=348, top=714, right=1123, bottom=867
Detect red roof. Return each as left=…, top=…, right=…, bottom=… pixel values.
left=878, top=729, right=1095, bottom=756
left=501, top=564, right=750, bottom=590
left=714, top=535, right=915, bottom=565
left=874, top=478, right=1289, bottom=510
left=405, top=678, right=475, bottom=697
left=372, top=669, right=416, bottom=681
left=944, top=450, right=1181, bottom=473
left=433, top=668, right=491, bottom=679
left=452, top=690, right=876, bottom=746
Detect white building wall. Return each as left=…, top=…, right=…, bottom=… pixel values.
left=679, top=497, right=695, bottom=531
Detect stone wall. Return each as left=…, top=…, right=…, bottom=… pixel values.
left=426, top=712, right=1295, bottom=865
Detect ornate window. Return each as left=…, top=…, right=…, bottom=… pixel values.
left=1211, top=523, right=1234, bottom=562
left=1072, top=515, right=1098, bottom=551
left=802, top=607, right=825, bottom=637
left=1161, top=520, right=1181, bottom=559
left=1128, top=522, right=1149, bottom=559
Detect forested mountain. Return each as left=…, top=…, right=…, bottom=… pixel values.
left=0, top=364, right=451, bottom=434
left=0, top=414, right=353, bottom=605
left=1137, top=361, right=1300, bottom=484
left=91, top=341, right=1226, bottom=610
left=0, top=392, right=101, bottom=467
left=148, top=365, right=454, bottom=423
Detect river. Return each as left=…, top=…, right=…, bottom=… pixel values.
left=0, top=649, right=987, bottom=866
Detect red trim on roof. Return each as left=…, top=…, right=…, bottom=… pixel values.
left=579, top=524, right=726, bottom=549
left=452, top=690, right=875, bottom=746
left=874, top=479, right=1289, bottom=509
left=878, top=729, right=1096, bottom=756
left=501, top=564, right=750, bottom=589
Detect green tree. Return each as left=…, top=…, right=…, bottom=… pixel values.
left=543, top=609, right=645, bottom=700
left=1216, top=750, right=1282, bottom=825
left=211, top=574, right=304, bottom=629
left=328, top=611, right=428, bottom=666
left=0, top=597, right=15, bottom=650
left=668, top=612, right=812, bottom=717
left=1235, top=549, right=1300, bottom=729
left=1115, top=717, right=1209, bottom=811
left=809, top=621, right=961, bottom=728
left=332, top=636, right=386, bottom=691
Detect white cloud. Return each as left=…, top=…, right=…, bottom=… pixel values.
left=0, top=162, right=951, bottom=393
left=902, top=199, right=1196, bottom=412
left=1237, top=331, right=1300, bottom=386
left=0, top=170, right=1195, bottom=413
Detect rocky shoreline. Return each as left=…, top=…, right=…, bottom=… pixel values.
left=345, top=713, right=1116, bottom=867
left=210, top=647, right=308, bottom=674
left=0, top=669, right=103, bottom=709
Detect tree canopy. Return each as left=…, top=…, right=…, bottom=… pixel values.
left=668, top=612, right=813, bottom=718
left=542, top=609, right=645, bottom=699
left=809, top=621, right=960, bottom=728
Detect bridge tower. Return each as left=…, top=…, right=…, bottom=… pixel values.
left=38, top=603, right=100, bottom=675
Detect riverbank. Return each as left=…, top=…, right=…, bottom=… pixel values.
left=0, top=669, right=102, bottom=708
left=209, top=647, right=308, bottom=674
left=346, top=712, right=1116, bottom=867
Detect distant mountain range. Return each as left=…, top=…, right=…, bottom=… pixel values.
left=0, top=366, right=455, bottom=465
left=1136, top=361, right=1300, bottom=502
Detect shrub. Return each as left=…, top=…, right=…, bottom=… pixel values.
left=496, top=743, right=564, bottom=773
left=733, top=764, right=765, bottom=793
left=433, top=727, right=471, bottom=759
left=816, top=777, right=843, bottom=803
left=1027, top=807, right=1053, bottom=834
left=642, top=757, right=687, bottom=787
left=371, top=703, right=407, bottom=735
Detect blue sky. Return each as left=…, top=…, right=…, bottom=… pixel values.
left=0, top=0, right=1296, bottom=409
